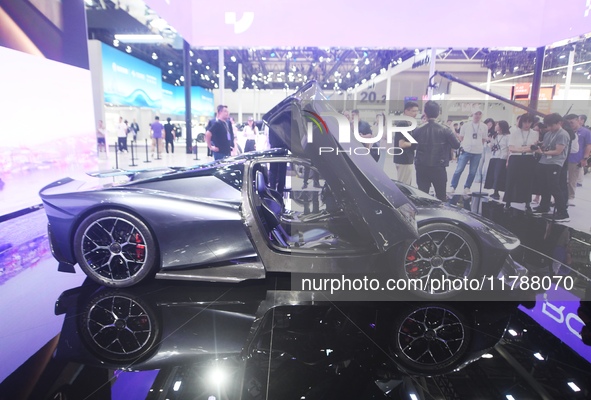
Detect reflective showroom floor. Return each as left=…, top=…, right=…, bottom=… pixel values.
left=1, top=144, right=591, bottom=400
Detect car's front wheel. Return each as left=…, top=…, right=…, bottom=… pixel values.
left=73, top=209, right=157, bottom=287
left=394, top=222, right=480, bottom=299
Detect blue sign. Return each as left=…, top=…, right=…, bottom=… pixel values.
left=102, top=43, right=162, bottom=108
left=161, top=82, right=178, bottom=115
left=190, top=86, right=214, bottom=117
left=160, top=83, right=214, bottom=117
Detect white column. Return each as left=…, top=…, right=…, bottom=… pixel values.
left=427, top=48, right=437, bottom=100
left=238, top=63, right=243, bottom=123
left=564, top=46, right=576, bottom=101
left=385, top=64, right=392, bottom=114
left=484, top=68, right=492, bottom=117
left=218, top=48, right=225, bottom=105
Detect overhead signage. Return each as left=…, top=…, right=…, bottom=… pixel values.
left=102, top=43, right=162, bottom=109
left=144, top=0, right=591, bottom=48
left=161, top=82, right=214, bottom=117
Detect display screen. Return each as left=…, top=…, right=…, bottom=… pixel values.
left=161, top=82, right=214, bottom=117
left=0, top=0, right=96, bottom=217
left=144, top=0, right=591, bottom=48
left=102, top=43, right=163, bottom=109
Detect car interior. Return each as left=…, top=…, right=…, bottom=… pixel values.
left=251, top=161, right=372, bottom=252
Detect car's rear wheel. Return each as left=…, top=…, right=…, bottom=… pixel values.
left=74, top=209, right=157, bottom=287
left=395, top=223, right=480, bottom=299
left=390, top=304, right=471, bottom=373
left=80, top=290, right=160, bottom=363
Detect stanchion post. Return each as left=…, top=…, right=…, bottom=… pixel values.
left=194, top=139, right=199, bottom=160
left=129, top=140, right=137, bottom=166
left=114, top=141, right=119, bottom=169
left=143, top=138, right=152, bottom=163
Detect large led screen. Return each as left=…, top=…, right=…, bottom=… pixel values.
left=102, top=42, right=163, bottom=109
left=161, top=82, right=214, bottom=117
left=0, top=0, right=96, bottom=217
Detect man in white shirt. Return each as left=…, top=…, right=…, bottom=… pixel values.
left=450, top=109, right=488, bottom=194
left=116, top=116, right=128, bottom=152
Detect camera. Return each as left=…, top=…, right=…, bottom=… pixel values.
left=530, top=144, right=539, bottom=151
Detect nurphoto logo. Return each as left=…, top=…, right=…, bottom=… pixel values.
left=305, top=111, right=417, bottom=156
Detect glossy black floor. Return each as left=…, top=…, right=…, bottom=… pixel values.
left=1, top=200, right=591, bottom=400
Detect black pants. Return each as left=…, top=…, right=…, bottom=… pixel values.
left=416, top=164, right=447, bottom=202
left=118, top=137, right=127, bottom=151
left=537, top=163, right=567, bottom=214
left=165, top=135, right=174, bottom=153
left=269, top=162, right=287, bottom=194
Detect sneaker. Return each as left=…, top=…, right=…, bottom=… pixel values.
left=463, top=188, right=471, bottom=195
left=302, top=183, right=308, bottom=189
left=553, top=213, right=570, bottom=222
left=448, top=186, right=457, bottom=194
left=532, top=207, right=551, bottom=215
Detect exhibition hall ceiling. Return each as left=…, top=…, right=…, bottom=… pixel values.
left=85, top=0, right=591, bottom=92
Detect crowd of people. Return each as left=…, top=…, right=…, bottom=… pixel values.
left=98, top=101, right=591, bottom=224
left=390, top=101, right=591, bottom=223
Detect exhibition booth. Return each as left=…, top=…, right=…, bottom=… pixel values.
left=1, top=0, right=591, bottom=399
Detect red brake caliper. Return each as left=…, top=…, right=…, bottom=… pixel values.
left=134, top=233, right=145, bottom=261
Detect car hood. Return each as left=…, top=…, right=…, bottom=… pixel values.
left=263, top=81, right=418, bottom=250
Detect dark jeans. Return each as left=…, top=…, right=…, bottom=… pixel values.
left=213, top=152, right=230, bottom=161
left=416, top=164, right=447, bottom=202
left=537, top=163, right=567, bottom=214
left=165, top=136, right=174, bottom=153
left=269, top=162, right=287, bottom=193
left=118, top=137, right=128, bottom=151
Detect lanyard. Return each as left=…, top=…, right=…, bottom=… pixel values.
left=520, top=129, right=531, bottom=146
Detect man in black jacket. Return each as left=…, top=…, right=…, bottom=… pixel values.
left=205, top=105, right=234, bottom=160
left=412, top=101, right=461, bottom=201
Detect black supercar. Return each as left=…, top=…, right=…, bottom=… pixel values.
left=40, top=82, right=523, bottom=298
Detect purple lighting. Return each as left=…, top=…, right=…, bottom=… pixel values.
left=143, top=0, right=591, bottom=48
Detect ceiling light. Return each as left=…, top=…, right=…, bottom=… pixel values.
left=319, top=56, right=324, bottom=62
left=231, top=56, right=236, bottom=62
left=568, top=382, right=581, bottom=392
left=576, top=67, right=582, bottom=70
left=168, top=70, right=172, bottom=74
left=506, top=395, right=516, bottom=400
left=371, top=73, right=377, bottom=78
left=180, top=76, right=184, bottom=82
left=287, top=51, right=292, bottom=58
left=354, top=66, right=359, bottom=73
left=125, top=46, right=131, bottom=53
left=189, top=50, right=194, bottom=57
left=291, top=66, right=296, bottom=72
left=365, top=59, right=370, bottom=65
left=559, top=54, right=566, bottom=59
left=151, top=52, right=158, bottom=60
left=508, top=329, right=518, bottom=336
left=261, top=57, right=266, bottom=60
left=354, top=59, right=359, bottom=65
left=206, top=65, right=210, bottom=70
left=346, top=72, right=351, bottom=78
left=113, top=39, right=119, bottom=47
left=173, top=381, right=181, bottom=391
left=410, top=395, right=419, bottom=400
left=168, top=61, right=173, bottom=66
left=481, top=353, right=493, bottom=359
left=362, top=79, right=367, bottom=84
left=114, top=34, right=164, bottom=43
left=215, top=83, right=218, bottom=88
left=197, top=58, right=202, bottom=64
left=194, top=70, right=198, bottom=74
left=533, top=353, right=544, bottom=361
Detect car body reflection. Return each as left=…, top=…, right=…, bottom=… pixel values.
left=46, top=280, right=520, bottom=399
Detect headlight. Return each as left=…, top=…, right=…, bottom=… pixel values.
left=489, top=228, right=520, bottom=250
